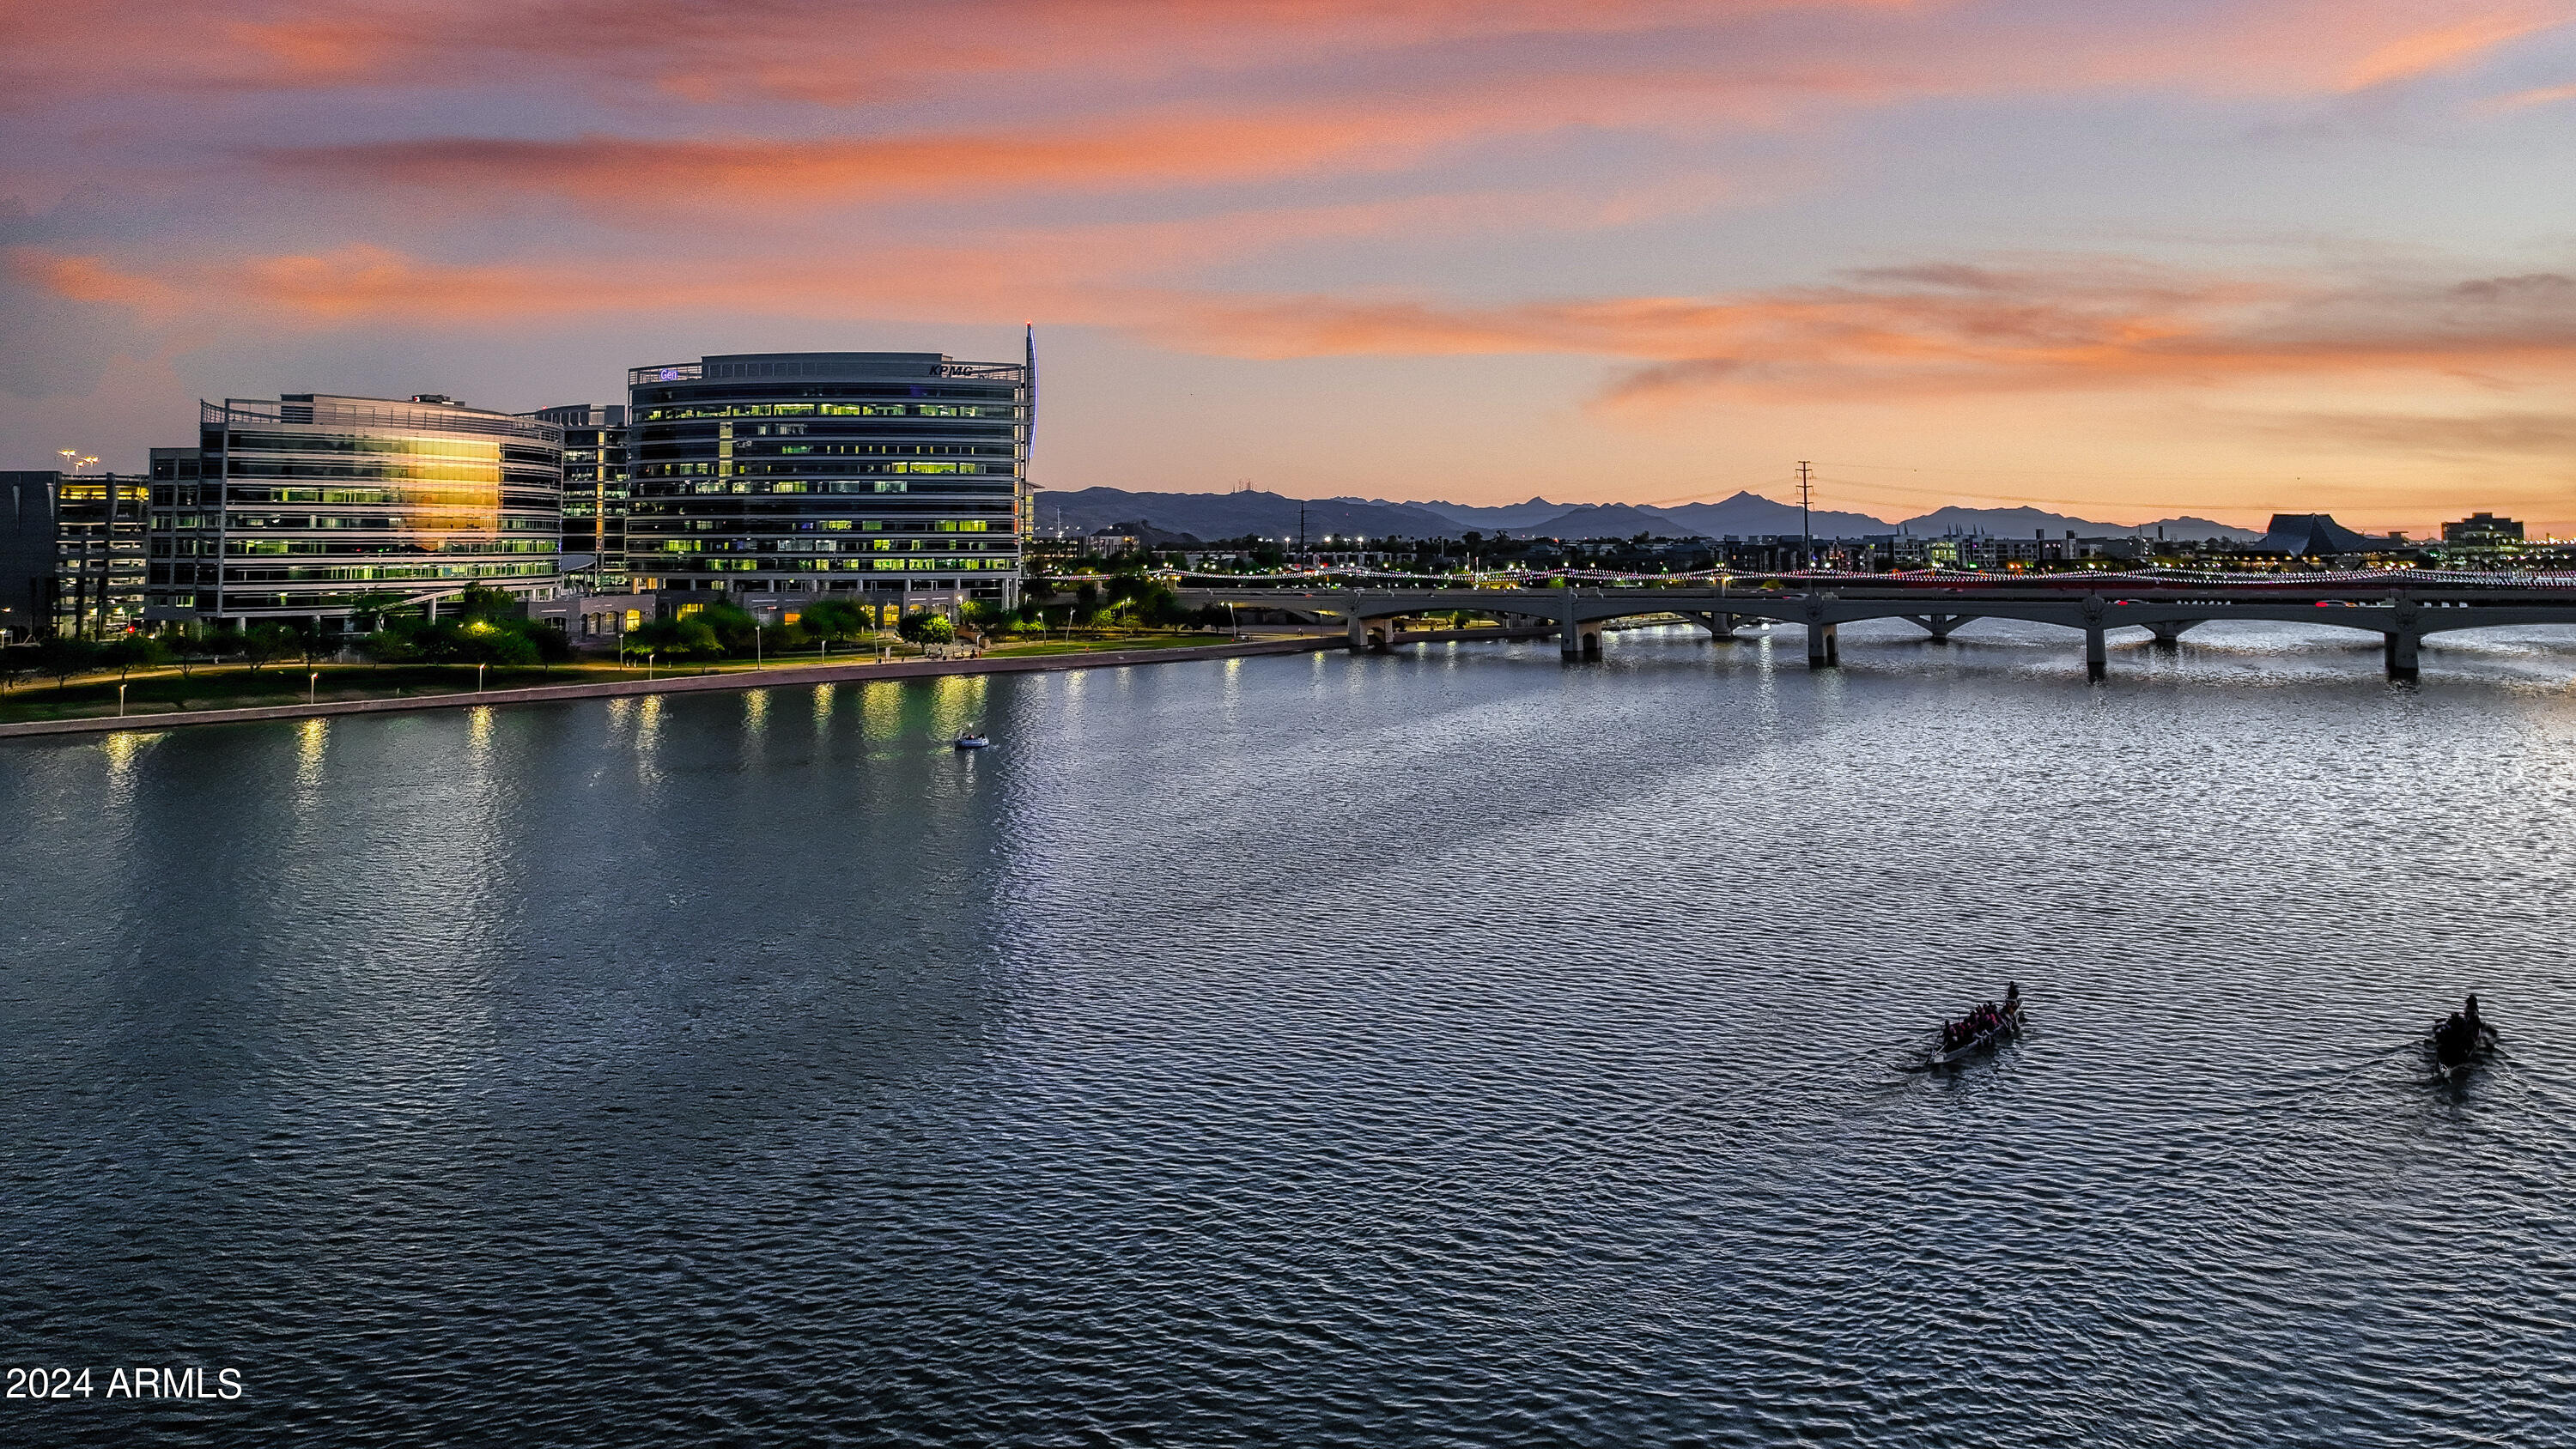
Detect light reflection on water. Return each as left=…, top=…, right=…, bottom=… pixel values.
left=5, top=621, right=2576, bottom=1446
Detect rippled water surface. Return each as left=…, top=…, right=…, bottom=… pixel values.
left=8, top=620, right=2576, bottom=1446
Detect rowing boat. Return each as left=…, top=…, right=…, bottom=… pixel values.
left=2430, top=1022, right=2495, bottom=1072
left=1927, top=1009, right=2024, bottom=1067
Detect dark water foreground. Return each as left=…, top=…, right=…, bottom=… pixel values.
left=6, top=620, right=2575, bottom=1446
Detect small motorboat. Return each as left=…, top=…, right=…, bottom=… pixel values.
left=951, top=733, right=992, bottom=750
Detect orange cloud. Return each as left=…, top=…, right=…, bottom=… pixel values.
left=11, top=0, right=2574, bottom=118
left=27, top=241, right=2576, bottom=409
left=2482, top=79, right=2576, bottom=108
left=0, top=0, right=1881, bottom=107
left=258, top=76, right=1804, bottom=215
left=1161, top=262, right=2576, bottom=402
left=2342, top=11, right=2563, bottom=89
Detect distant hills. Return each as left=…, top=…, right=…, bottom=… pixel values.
left=1035, top=487, right=2268, bottom=543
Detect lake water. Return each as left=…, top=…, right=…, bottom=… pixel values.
left=7, top=619, right=2576, bottom=1446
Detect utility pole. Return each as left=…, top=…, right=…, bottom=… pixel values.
left=1297, top=501, right=1307, bottom=567
left=1796, top=461, right=1815, bottom=571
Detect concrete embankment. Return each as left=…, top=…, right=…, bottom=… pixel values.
left=0, top=628, right=1527, bottom=741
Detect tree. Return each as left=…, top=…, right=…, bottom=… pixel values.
left=363, top=627, right=422, bottom=665
left=347, top=591, right=406, bottom=634
left=685, top=602, right=758, bottom=654
left=241, top=624, right=300, bottom=669
left=35, top=635, right=99, bottom=687
left=899, top=610, right=954, bottom=644
left=623, top=617, right=683, bottom=661
left=801, top=598, right=872, bottom=648
left=1136, top=584, right=1190, bottom=627
left=675, top=617, right=723, bottom=657
left=100, top=635, right=168, bottom=679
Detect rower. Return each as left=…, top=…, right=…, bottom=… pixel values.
left=2464, top=994, right=2497, bottom=1043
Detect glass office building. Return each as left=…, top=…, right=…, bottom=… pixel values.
left=625, top=350, right=1030, bottom=610
left=526, top=403, right=629, bottom=589
left=146, top=393, right=563, bottom=627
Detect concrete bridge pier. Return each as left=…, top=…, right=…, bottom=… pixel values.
left=1807, top=622, right=1838, bottom=668
left=1902, top=613, right=1965, bottom=642
left=2085, top=627, right=2108, bottom=681
left=1346, top=613, right=1370, bottom=652
left=1684, top=611, right=1738, bottom=639
left=2385, top=630, right=2421, bottom=680
left=2147, top=621, right=2201, bottom=648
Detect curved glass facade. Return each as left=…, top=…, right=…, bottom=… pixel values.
left=625, top=352, right=1028, bottom=608
left=147, top=394, right=562, bottom=624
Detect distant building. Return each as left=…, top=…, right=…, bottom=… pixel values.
left=624, top=349, right=1031, bottom=615
left=2256, top=513, right=2378, bottom=557
left=0, top=471, right=149, bottom=640
left=524, top=403, right=629, bottom=589
left=146, top=393, right=564, bottom=628
left=2443, top=512, right=2524, bottom=546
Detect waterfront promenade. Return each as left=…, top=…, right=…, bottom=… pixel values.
left=0, top=635, right=1338, bottom=740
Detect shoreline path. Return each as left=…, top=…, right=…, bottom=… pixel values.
left=0, top=635, right=1376, bottom=741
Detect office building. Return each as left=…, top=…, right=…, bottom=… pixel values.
left=2443, top=512, right=2524, bottom=547
left=1, top=470, right=150, bottom=640
left=525, top=403, right=629, bottom=588
left=625, top=347, right=1030, bottom=612
left=146, top=393, right=563, bottom=628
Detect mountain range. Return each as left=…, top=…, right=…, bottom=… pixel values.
left=1035, top=487, right=2268, bottom=544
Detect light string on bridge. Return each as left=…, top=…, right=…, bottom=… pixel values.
left=1087, top=564, right=2576, bottom=591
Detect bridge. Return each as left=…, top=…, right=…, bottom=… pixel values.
left=1176, top=579, right=2576, bottom=680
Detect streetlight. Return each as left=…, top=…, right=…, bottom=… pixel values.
left=118, top=682, right=127, bottom=718
left=477, top=661, right=487, bottom=692
left=647, top=650, right=656, bottom=681
left=308, top=670, right=319, bottom=704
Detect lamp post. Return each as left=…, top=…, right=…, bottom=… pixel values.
left=308, top=671, right=318, bottom=704
left=477, top=662, right=487, bottom=693
left=647, top=650, right=656, bottom=682
left=118, top=682, right=127, bottom=718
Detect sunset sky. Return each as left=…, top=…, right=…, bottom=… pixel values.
left=4, top=0, right=2573, bottom=531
